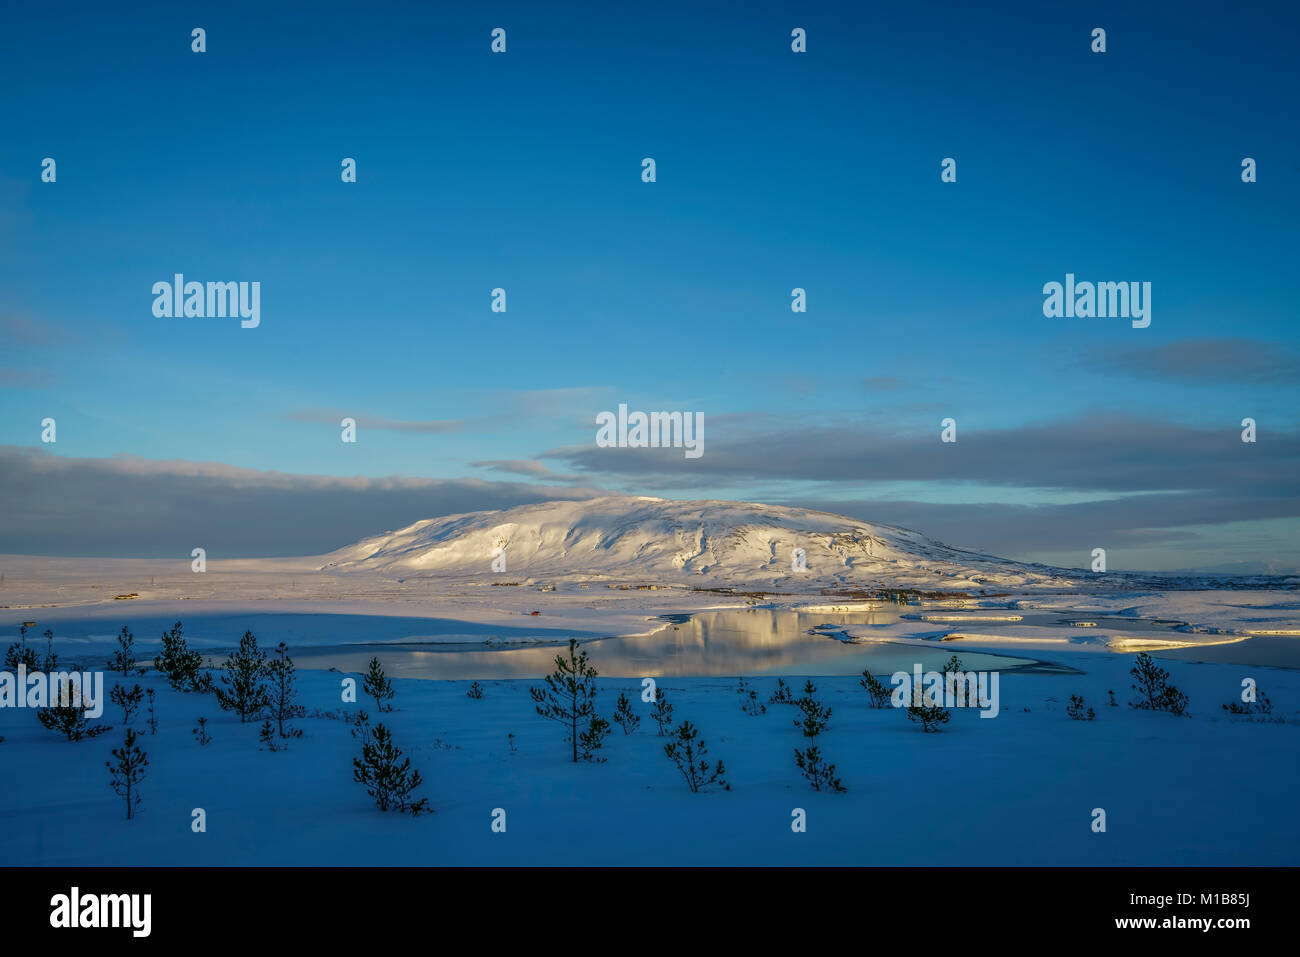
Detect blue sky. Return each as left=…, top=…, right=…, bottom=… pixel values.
left=2, top=0, right=1297, bottom=569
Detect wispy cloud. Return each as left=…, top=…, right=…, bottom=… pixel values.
left=545, top=412, right=1300, bottom=496
left=0, top=367, right=57, bottom=390
left=1082, top=338, right=1300, bottom=385
left=470, top=459, right=583, bottom=483
left=0, top=447, right=610, bottom=557
left=861, top=376, right=904, bottom=391
left=794, top=493, right=1299, bottom=556
left=0, top=314, right=56, bottom=348
left=283, top=409, right=464, bottom=434
left=501, top=387, right=614, bottom=417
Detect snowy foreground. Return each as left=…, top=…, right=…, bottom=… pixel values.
left=2, top=632, right=1297, bottom=866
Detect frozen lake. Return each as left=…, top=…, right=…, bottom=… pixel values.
left=12, top=603, right=1294, bottom=678
left=290, top=608, right=1051, bottom=678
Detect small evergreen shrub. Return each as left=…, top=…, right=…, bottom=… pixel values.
left=192, top=716, right=212, bottom=745
left=108, top=625, right=138, bottom=675
left=793, top=680, right=845, bottom=791
left=353, top=722, right=430, bottom=815
left=769, top=678, right=794, bottom=706
left=363, top=657, right=395, bottom=713
left=214, top=630, right=270, bottom=723
left=107, top=728, right=148, bottom=820
left=860, top=670, right=891, bottom=708
left=577, top=715, right=611, bottom=762
left=153, top=622, right=210, bottom=692
left=530, top=639, right=604, bottom=762
left=650, top=687, right=673, bottom=735
left=266, top=642, right=304, bottom=741
left=738, top=677, right=766, bottom=715
left=1129, top=653, right=1189, bottom=715
left=1223, top=686, right=1272, bottom=715
left=663, top=720, right=729, bottom=792
left=1066, top=694, right=1095, bottom=721
left=613, top=691, right=641, bottom=734
left=110, top=683, right=144, bottom=725
left=39, top=630, right=58, bottom=671
left=3, top=622, right=38, bottom=670
left=906, top=680, right=951, bottom=732
left=37, top=677, right=110, bottom=741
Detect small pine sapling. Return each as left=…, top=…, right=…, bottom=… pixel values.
left=1224, top=686, right=1273, bottom=715
left=794, top=743, right=845, bottom=792
left=110, top=683, right=144, bottom=725
left=1106, top=689, right=1118, bottom=707
left=363, top=657, right=395, bottom=713
left=145, top=689, right=157, bottom=734
left=109, top=625, right=138, bottom=675
left=192, top=716, right=212, bottom=745
left=613, top=691, right=641, bottom=734
left=266, top=642, right=304, bottom=741
left=530, top=638, right=603, bottom=762
left=1129, top=652, right=1189, bottom=715
left=793, top=680, right=845, bottom=791
left=793, top=681, right=830, bottom=736
left=214, top=630, right=270, bottom=722
left=735, top=676, right=762, bottom=711
left=906, top=679, right=951, bottom=732
left=352, top=722, right=430, bottom=814
left=466, top=681, right=485, bottom=699
left=941, top=654, right=964, bottom=701
left=40, top=629, right=58, bottom=671
left=3, top=622, right=38, bottom=670
left=578, top=715, right=612, bottom=762
left=650, top=687, right=673, bottom=735
left=1066, top=694, right=1096, bottom=721
left=107, top=728, right=148, bottom=820
left=769, top=678, right=794, bottom=706
left=258, top=719, right=281, bottom=752
left=860, top=670, right=892, bottom=708
left=37, top=676, right=109, bottom=741
left=153, top=622, right=211, bottom=692
left=663, top=720, right=729, bottom=792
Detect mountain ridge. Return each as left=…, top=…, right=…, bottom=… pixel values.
left=319, top=495, right=1084, bottom=591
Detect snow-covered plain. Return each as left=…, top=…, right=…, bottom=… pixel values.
left=2, top=497, right=1297, bottom=865
left=2, top=659, right=1296, bottom=866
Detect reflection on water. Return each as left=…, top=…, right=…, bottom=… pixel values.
left=1155, top=635, right=1300, bottom=670
left=291, top=608, right=1038, bottom=679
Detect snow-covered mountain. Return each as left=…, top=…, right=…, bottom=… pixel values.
left=319, top=496, right=1080, bottom=591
